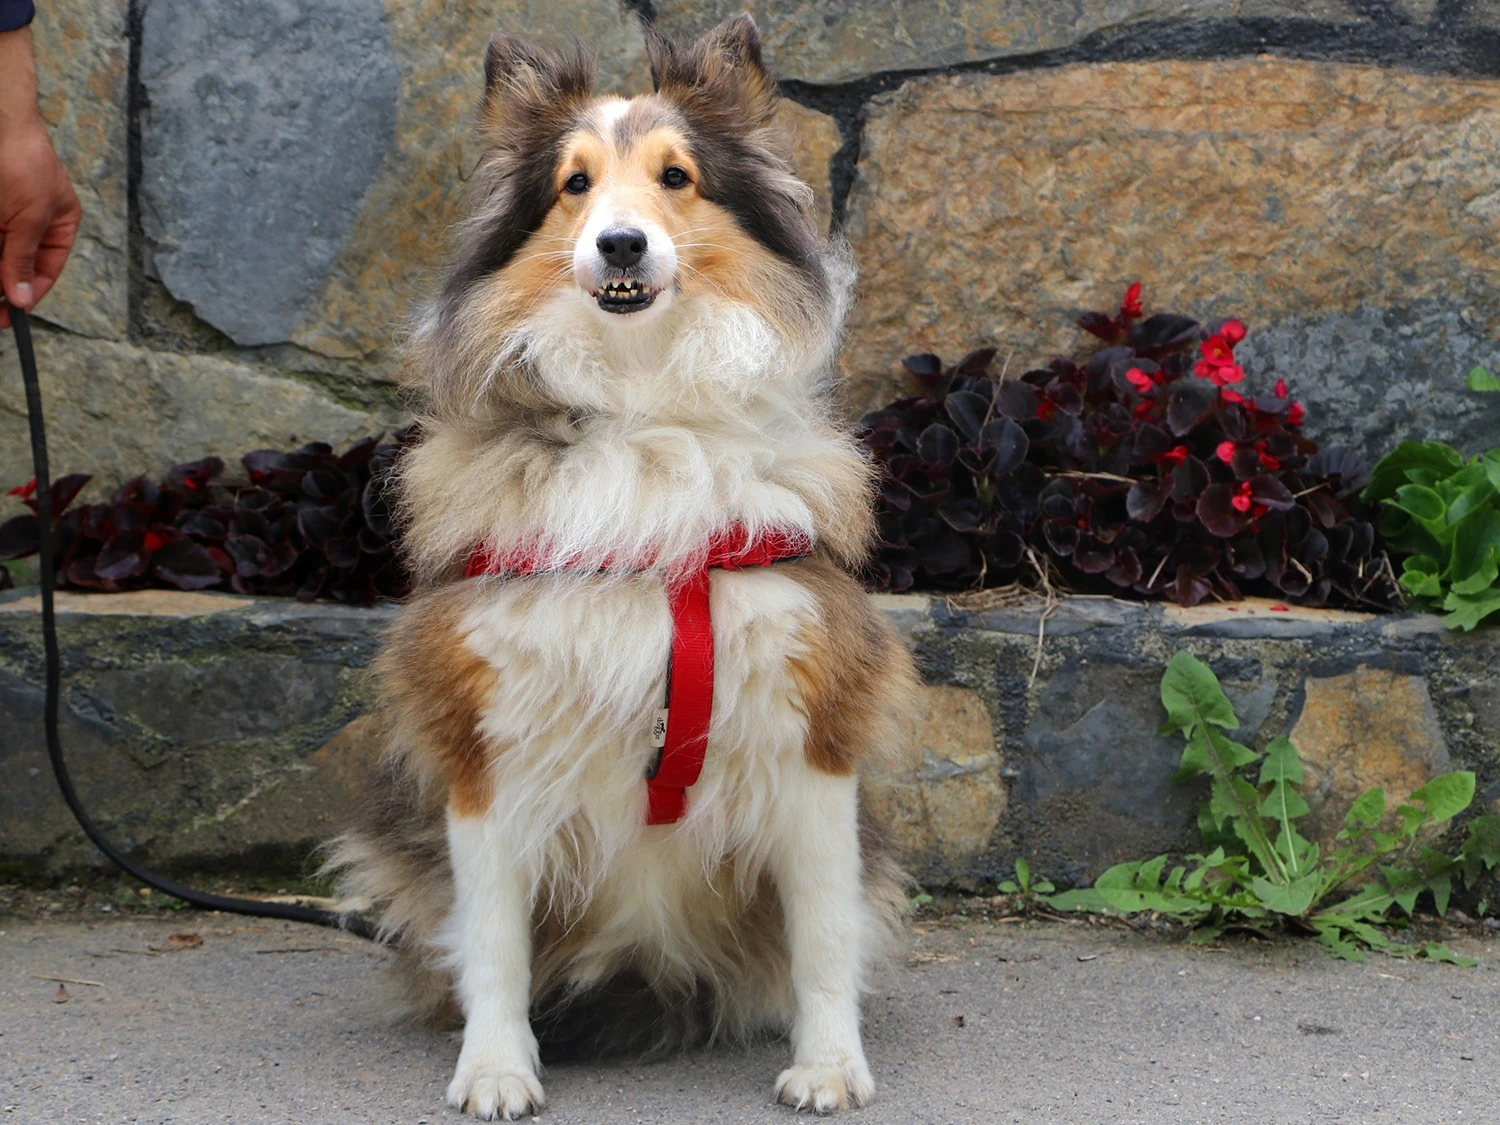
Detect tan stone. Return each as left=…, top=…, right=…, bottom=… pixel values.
left=290, top=0, right=653, bottom=359
left=0, top=590, right=254, bottom=617
left=773, top=101, right=841, bottom=234
left=864, top=684, right=1003, bottom=867
left=31, top=0, right=130, bottom=340
left=1289, top=666, right=1451, bottom=844
left=0, top=330, right=399, bottom=496
left=842, top=59, right=1500, bottom=410
left=654, top=1, right=1355, bottom=85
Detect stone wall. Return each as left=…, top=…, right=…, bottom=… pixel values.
left=4, top=589, right=1498, bottom=890
left=4, top=1, right=1498, bottom=490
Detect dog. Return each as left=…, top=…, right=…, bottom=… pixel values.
left=328, top=14, right=918, bottom=1120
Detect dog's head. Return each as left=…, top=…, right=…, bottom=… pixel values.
left=415, top=16, right=849, bottom=419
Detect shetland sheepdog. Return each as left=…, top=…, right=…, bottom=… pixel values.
left=328, top=15, right=918, bottom=1120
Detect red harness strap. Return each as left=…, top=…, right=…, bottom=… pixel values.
left=464, top=526, right=811, bottom=825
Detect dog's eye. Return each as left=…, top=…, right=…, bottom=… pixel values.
left=661, top=166, right=689, bottom=189
left=564, top=172, right=590, bottom=195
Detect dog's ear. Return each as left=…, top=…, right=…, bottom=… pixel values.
left=481, top=33, right=595, bottom=135
left=648, top=14, right=777, bottom=127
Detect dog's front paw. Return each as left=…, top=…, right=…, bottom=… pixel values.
left=446, top=1060, right=544, bottom=1121
left=775, top=1058, right=875, bottom=1114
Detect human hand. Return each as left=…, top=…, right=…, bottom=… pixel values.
left=0, top=27, right=81, bottom=330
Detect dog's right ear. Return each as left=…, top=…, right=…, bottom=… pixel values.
left=481, top=33, right=595, bottom=131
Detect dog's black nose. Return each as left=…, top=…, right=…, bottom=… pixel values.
left=597, top=227, right=647, bottom=270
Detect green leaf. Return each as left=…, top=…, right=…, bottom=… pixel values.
left=1392, top=484, right=1449, bottom=530
left=1014, top=857, right=1030, bottom=891
left=1366, top=441, right=1467, bottom=504
left=1312, top=920, right=1368, bottom=962
left=997, top=881, right=1018, bottom=894
left=1410, top=771, right=1476, bottom=824
left=1033, top=878, right=1055, bottom=894
left=1379, top=865, right=1425, bottom=916
left=1257, top=736, right=1305, bottom=787
left=1250, top=873, right=1321, bottom=917
left=1400, top=565, right=1446, bottom=600
left=1467, top=365, right=1500, bottom=393
left=1441, top=589, right=1500, bottom=631
left=1343, top=788, right=1386, bottom=833
left=1043, top=887, right=1110, bottom=913
left=1449, top=509, right=1500, bottom=590
left=1160, top=652, right=1240, bottom=735
left=1418, top=942, right=1477, bottom=967
left=1460, top=816, right=1500, bottom=884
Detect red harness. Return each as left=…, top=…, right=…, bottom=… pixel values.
left=465, top=526, right=811, bottom=825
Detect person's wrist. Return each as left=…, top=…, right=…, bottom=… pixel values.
left=0, top=28, right=43, bottom=136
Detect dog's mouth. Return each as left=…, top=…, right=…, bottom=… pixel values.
left=592, top=278, right=658, bottom=314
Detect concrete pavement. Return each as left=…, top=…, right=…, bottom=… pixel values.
left=1, top=915, right=1496, bottom=1124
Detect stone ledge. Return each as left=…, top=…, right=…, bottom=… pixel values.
left=2, top=590, right=1495, bottom=889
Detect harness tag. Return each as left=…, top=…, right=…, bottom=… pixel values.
left=650, top=709, right=669, bottom=749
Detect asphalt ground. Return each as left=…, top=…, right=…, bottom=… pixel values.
left=2, top=914, right=1496, bottom=1124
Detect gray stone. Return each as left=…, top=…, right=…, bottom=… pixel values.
left=290, top=0, right=653, bottom=359
left=86, top=657, right=340, bottom=749
left=139, top=0, right=401, bottom=347
left=0, top=329, right=397, bottom=498
left=652, top=1, right=1359, bottom=85
left=0, top=670, right=137, bottom=865
left=1235, top=302, right=1500, bottom=464
left=1017, top=661, right=1206, bottom=875
left=136, top=0, right=652, bottom=358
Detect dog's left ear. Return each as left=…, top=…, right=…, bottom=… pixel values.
left=647, top=14, right=778, bottom=127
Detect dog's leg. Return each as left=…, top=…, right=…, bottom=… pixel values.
left=444, top=808, right=543, bottom=1121
left=770, top=768, right=876, bottom=1113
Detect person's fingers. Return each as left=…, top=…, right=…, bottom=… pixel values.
left=0, top=204, right=51, bottom=312
left=26, top=194, right=81, bottom=309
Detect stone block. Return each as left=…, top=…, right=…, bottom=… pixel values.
left=139, top=0, right=651, bottom=357
left=842, top=59, right=1500, bottom=453
left=774, top=100, right=840, bottom=234
left=1017, top=661, right=1208, bottom=875
left=30, top=0, right=130, bottom=340
left=865, top=685, right=1003, bottom=874
left=1288, top=666, right=1452, bottom=844
left=0, top=593, right=383, bottom=872
left=0, top=330, right=396, bottom=496
left=652, top=1, right=1359, bottom=85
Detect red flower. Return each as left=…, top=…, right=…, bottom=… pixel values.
left=1193, top=335, right=1245, bottom=386
left=1285, top=401, right=1305, bottom=426
left=1120, top=282, right=1143, bottom=319
left=144, top=530, right=165, bottom=553
left=1273, top=378, right=1288, bottom=399
left=1230, top=481, right=1254, bottom=513
left=1215, top=441, right=1236, bottom=464
left=1134, top=400, right=1157, bottom=419
left=1200, top=335, right=1234, bottom=366
left=1036, top=398, right=1058, bottom=421
left=1269, top=604, right=1289, bottom=612
left=1125, top=367, right=1154, bottom=393
left=1219, top=388, right=1245, bottom=404
left=1220, top=319, right=1246, bottom=346
left=1195, top=359, right=1245, bottom=386
left=7, top=479, right=36, bottom=500
left=1153, top=444, right=1190, bottom=467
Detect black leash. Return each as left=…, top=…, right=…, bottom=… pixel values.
left=10, top=306, right=381, bottom=943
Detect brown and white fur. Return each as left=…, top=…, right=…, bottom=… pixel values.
left=327, top=15, right=918, bottom=1120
